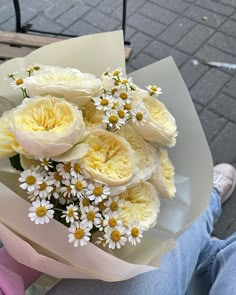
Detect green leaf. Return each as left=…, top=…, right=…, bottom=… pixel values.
left=9, top=154, right=23, bottom=171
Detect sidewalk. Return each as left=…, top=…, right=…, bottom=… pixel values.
left=0, top=0, right=236, bottom=237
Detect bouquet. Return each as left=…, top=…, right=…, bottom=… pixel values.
left=0, top=31, right=213, bottom=281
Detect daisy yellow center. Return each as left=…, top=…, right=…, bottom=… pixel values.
left=111, top=88, right=117, bottom=95
left=33, top=66, right=40, bottom=71
left=101, top=98, right=109, bottom=106
left=109, top=114, right=119, bottom=124
left=124, top=104, right=132, bottom=111
left=136, top=112, right=143, bottom=121
left=26, top=175, right=36, bottom=185
left=119, top=93, right=128, bottom=100
left=74, top=163, right=81, bottom=173
left=43, top=159, right=49, bottom=166
left=114, top=80, right=121, bottom=86
left=131, top=227, right=139, bottom=238
left=118, top=109, right=125, bottom=118
left=87, top=211, right=95, bottom=221
left=93, top=187, right=103, bottom=196
left=108, top=217, right=117, bottom=227
left=68, top=208, right=74, bottom=217
left=98, top=201, right=106, bottom=211
left=39, top=182, right=47, bottom=191
left=54, top=172, right=62, bottom=181
left=150, top=86, right=157, bottom=91
left=36, top=206, right=47, bottom=217
left=111, top=230, right=121, bottom=242
left=16, top=78, right=24, bottom=85
left=112, top=101, right=119, bottom=109
left=82, top=199, right=90, bottom=207
left=110, top=201, right=118, bottom=212
left=75, top=181, right=83, bottom=191
left=113, top=70, right=120, bottom=76
left=64, top=162, right=71, bottom=173
left=74, top=228, right=84, bottom=240
left=121, top=79, right=128, bottom=84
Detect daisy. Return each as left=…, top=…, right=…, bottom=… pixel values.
left=127, top=221, right=143, bottom=246
left=39, top=157, right=53, bottom=171
left=50, top=185, right=60, bottom=200
left=10, top=77, right=25, bottom=89
left=71, top=175, right=87, bottom=199
left=104, top=226, right=127, bottom=249
left=112, top=67, right=123, bottom=77
left=33, top=176, right=54, bottom=199
left=19, top=168, right=43, bottom=193
left=116, top=106, right=130, bottom=122
left=102, top=212, right=123, bottom=231
left=68, top=221, right=92, bottom=247
left=56, top=162, right=72, bottom=179
left=81, top=205, right=102, bottom=228
left=93, top=94, right=114, bottom=111
left=116, top=90, right=132, bottom=105
left=85, top=182, right=110, bottom=204
left=62, top=204, right=79, bottom=223
left=48, top=171, right=62, bottom=188
left=146, top=85, right=162, bottom=97
left=131, top=105, right=148, bottom=126
left=104, top=196, right=124, bottom=214
left=28, top=198, right=54, bottom=224
left=103, top=110, right=126, bottom=130
left=70, top=161, right=83, bottom=178
left=59, top=179, right=76, bottom=205
left=79, top=197, right=91, bottom=208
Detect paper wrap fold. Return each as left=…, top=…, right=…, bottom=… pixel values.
left=0, top=31, right=213, bottom=281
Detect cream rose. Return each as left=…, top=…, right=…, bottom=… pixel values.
left=11, top=96, right=85, bottom=158
left=119, top=181, right=160, bottom=230
left=24, top=66, right=102, bottom=107
left=82, top=100, right=105, bottom=129
left=131, top=90, right=178, bottom=147
left=82, top=129, right=135, bottom=186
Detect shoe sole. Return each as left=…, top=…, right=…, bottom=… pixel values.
left=222, top=167, right=236, bottom=204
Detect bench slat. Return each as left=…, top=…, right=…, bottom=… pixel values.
left=0, top=43, right=33, bottom=59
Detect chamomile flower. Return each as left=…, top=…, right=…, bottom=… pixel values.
left=28, top=198, right=54, bottom=224
left=112, top=67, right=123, bottom=77
left=48, top=171, right=63, bottom=188
left=59, top=179, right=76, bottom=205
left=39, top=157, right=53, bottom=171
left=10, top=77, right=25, bottom=89
left=127, top=221, right=143, bottom=246
left=103, top=110, right=126, bottom=129
left=19, top=168, right=43, bottom=193
left=68, top=221, right=92, bottom=247
left=102, top=212, right=123, bottom=230
left=93, top=94, right=114, bottom=111
left=50, top=185, right=60, bottom=200
left=56, top=162, right=72, bottom=179
left=71, top=175, right=87, bottom=199
left=104, top=196, right=124, bottom=214
left=131, top=105, right=148, bottom=126
left=81, top=205, right=102, bottom=228
left=33, top=176, right=54, bottom=199
left=104, top=226, right=127, bottom=249
left=95, top=236, right=107, bottom=247
left=116, top=90, right=132, bottom=105
left=85, top=183, right=110, bottom=204
left=62, top=204, right=79, bottom=223
left=79, top=197, right=91, bottom=209
left=116, top=106, right=130, bottom=122
left=70, top=161, right=83, bottom=178
left=146, top=85, right=162, bottom=97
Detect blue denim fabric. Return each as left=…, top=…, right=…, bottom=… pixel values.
left=47, top=190, right=236, bottom=295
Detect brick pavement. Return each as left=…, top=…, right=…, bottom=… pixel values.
left=0, top=0, right=236, bottom=237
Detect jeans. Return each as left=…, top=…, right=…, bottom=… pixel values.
left=47, top=190, right=236, bottom=295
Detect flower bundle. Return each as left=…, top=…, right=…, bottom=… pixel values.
left=0, top=65, right=177, bottom=251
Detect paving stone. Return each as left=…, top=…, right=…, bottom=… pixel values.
left=124, top=0, right=147, bottom=17
left=31, top=15, right=64, bottom=34
left=20, top=5, right=38, bottom=25
left=44, top=0, right=78, bottom=20
left=219, top=19, right=236, bottom=38
left=64, top=20, right=100, bottom=36
left=144, top=40, right=189, bottom=67
left=129, top=52, right=158, bottom=70
left=176, top=24, right=214, bottom=54
left=55, top=2, right=90, bottom=27
left=183, top=5, right=226, bottom=28
left=180, top=59, right=208, bottom=89
left=97, top=0, right=123, bottom=15
left=232, top=12, right=236, bottom=20
left=209, top=32, right=236, bottom=57
left=124, top=26, right=136, bottom=40
left=150, top=0, right=190, bottom=13
left=159, top=16, right=196, bottom=46
left=126, top=64, right=136, bottom=74
left=220, top=0, right=236, bottom=8
left=84, top=0, right=103, bottom=7
left=0, top=4, right=15, bottom=24
left=208, top=93, right=236, bottom=123
left=85, top=9, right=120, bottom=31
left=140, top=2, right=178, bottom=25
left=193, top=102, right=204, bottom=114
left=223, top=77, right=236, bottom=98
left=210, top=122, right=236, bottom=163
left=199, top=109, right=227, bottom=142
left=190, top=68, right=230, bottom=105
left=127, top=13, right=166, bottom=38
left=195, top=0, right=233, bottom=16
left=129, top=32, right=153, bottom=55
left=22, top=0, right=57, bottom=12
left=0, top=17, right=15, bottom=31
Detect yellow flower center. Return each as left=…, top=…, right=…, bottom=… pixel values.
left=39, top=182, right=47, bottom=191
left=124, top=104, right=132, bottom=111
left=110, top=201, right=118, bottom=212
left=150, top=85, right=157, bottom=92
left=54, top=172, right=62, bottom=181
left=87, top=211, right=95, bottom=221
left=108, top=114, right=119, bottom=124
left=36, top=206, right=47, bottom=217
left=112, top=101, right=119, bottom=109
left=101, top=98, right=109, bottom=106
left=75, top=181, right=83, bottom=191
left=93, top=187, right=103, bottom=196
left=108, top=217, right=117, bottom=227
left=73, top=163, right=81, bottom=173
left=114, top=79, right=121, bottom=86
left=113, top=70, right=120, bottom=76
left=82, top=198, right=90, bottom=207
left=68, top=208, right=74, bottom=217
left=118, top=109, right=125, bottom=118
left=64, top=162, right=71, bottom=173
left=98, top=201, right=106, bottom=211
left=26, top=175, right=36, bottom=185
left=121, top=79, right=128, bottom=84
left=16, top=78, right=24, bottom=85
left=131, top=227, right=139, bottom=238
left=74, top=228, right=84, bottom=240
left=33, top=66, right=40, bottom=71
left=119, top=93, right=128, bottom=100
left=111, top=230, right=121, bottom=242
left=136, top=112, right=143, bottom=121
left=111, top=88, right=117, bottom=95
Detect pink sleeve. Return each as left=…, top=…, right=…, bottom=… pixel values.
left=0, top=247, right=41, bottom=295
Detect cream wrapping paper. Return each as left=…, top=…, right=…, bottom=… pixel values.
left=0, top=31, right=213, bottom=281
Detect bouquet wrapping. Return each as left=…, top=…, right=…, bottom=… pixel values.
left=0, top=31, right=213, bottom=281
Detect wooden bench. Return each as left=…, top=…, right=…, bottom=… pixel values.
left=0, top=31, right=132, bottom=64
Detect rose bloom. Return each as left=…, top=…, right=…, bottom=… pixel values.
left=10, top=96, right=85, bottom=158
left=0, top=109, right=25, bottom=159
left=24, top=66, right=102, bottom=107
left=131, top=90, right=178, bottom=147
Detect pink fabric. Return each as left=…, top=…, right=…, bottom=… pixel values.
left=0, top=247, right=41, bottom=295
